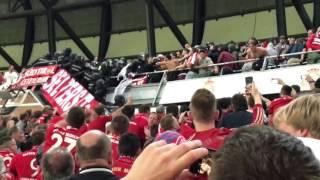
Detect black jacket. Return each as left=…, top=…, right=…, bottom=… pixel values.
left=67, top=168, right=119, bottom=180
left=218, top=111, right=252, bottom=128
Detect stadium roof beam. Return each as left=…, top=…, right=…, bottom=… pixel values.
left=0, top=47, right=21, bottom=72
left=98, top=0, right=112, bottom=61
left=275, top=0, right=287, bottom=37
left=145, top=0, right=156, bottom=57
left=152, top=0, right=188, bottom=47
left=39, top=0, right=95, bottom=60
left=314, top=0, right=320, bottom=28
left=46, top=1, right=56, bottom=58
left=292, top=0, right=314, bottom=30
left=21, top=0, right=35, bottom=67
left=0, top=0, right=134, bottom=21
left=192, top=0, right=206, bottom=46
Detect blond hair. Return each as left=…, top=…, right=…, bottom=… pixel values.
left=274, top=95, right=320, bottom=139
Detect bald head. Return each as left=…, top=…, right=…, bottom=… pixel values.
left=76, top=130, right=111, bottom=162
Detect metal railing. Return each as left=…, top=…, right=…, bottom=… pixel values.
left=122, top=49, right=320, bottom=81
left=261, top=49, right=320, bottom=70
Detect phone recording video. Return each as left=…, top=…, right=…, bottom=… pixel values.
left=189, top=149, right=216, bottom=176
left=245, top=76, right=253, bottom=85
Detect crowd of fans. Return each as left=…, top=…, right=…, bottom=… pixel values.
left=0, top=66, right=319, bottom=179
left=25, top=27, right=320, bottom=104
left=0, top=26, right=319, bottom=180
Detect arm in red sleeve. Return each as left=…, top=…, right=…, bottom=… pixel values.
left=251, top=104, right=264, bottom=125
left=88, top=115, right=112, bottom=132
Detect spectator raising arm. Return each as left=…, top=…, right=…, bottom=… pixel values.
left=250, top=83, right=264, bottom=125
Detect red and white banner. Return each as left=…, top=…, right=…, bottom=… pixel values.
left=41, top=69, right=99, bottom=114
left=23, top=65, right=58, bottom=78
left=11, top=65, right=58, bottom=89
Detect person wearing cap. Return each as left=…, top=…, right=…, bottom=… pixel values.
left=186, top=47, right=213, bottom=79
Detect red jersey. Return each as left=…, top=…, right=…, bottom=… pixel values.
left=9, top=146, right=41, bottom=180
left=87, top=115, right=112, bottom=133
left=0, top=149, right=15, bottom=170
left=44, top=125, right=86, bottom=156
left=269, top=96, right=293, bottom=126
left=180, top=125, right=232, bottom=150
left=112, top=156, right=135, bottom=178
left=129, top=113, right=148, bottom=143
left=110, top=134, right=120, bottom=163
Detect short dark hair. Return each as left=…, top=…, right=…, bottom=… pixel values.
left=138, top=105, right=150, bottom=113
left=211, top=126, right=320, bottom=180
left=291, top=85, right=301, bottom=94
left=20, top=113, right=28, bottom=121
left=111, top=115, right=129, bottom=135
left=119, top=133, right=141, bottom=157
left=160, top=114, right=176, bottom=131
left=166, top=105, right=179, bottom=118
left=231, top=94, right=248, bottom=111
left=42, top=147, right=74, bottom=180
left=191, top=89, right=216, bottom=122
left=217, top=98, right=231, bottom=110
left=281, top=85, right=292, bottom=96
left=121, top=105, right=135, bottom=119
left=31, top=130, right=45, bottom=146
left=76, top=133, right=111, bottom=161
left=248, top=37, right=258, bottom=45
left=114, top=95, right=126, bottom=107
left=67, top=107, right=85, bottom=129
left=94, top=104, right=105, bottom=116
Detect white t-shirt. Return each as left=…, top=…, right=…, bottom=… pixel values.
left=298, top=137, right=320, bottom=161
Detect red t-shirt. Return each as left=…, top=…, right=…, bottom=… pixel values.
left=9, top=146, right=41, bottom=180
left=110, top=134, right=120, bottom=164
left=112, top=156, right=135, bottom=178
left=269, top=96, right=293, bottom=126
left=129, top=113, right=148, bottom=143
left=87, top=115, right=112, bottom=133
left=312, top=33, right=320, bottom=50
left=48, top=116, right=64, bottom=126
left=180, top=125, right=232, bottom=150
left=43, top=125, right=86, bottom=156
left=306, top=33, right=316, bottom=49
left=0, top=150, right=15, bottom=170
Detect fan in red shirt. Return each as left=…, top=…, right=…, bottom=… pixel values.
left=43, top=107, right=87, bottom=157
left=9, top=130, right=45, bottom=180
left=87, top=104, right=112, bottom=133
left=180, top=89, right=232, bottom=149
left=128, top=105, right=150, bottom=144
left=109, top=115, right=129, bottom=163
left=268, top=85, right=293, bottom=126
left=180, top=89, right=232, bottom=150
left=112, top=133, right=141, bottom=178
left=37, top=106, right=55, bottom=125
left=0, top=129, right=18, bottom=180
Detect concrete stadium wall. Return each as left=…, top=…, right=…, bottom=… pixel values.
left=0, top=3, right=313, bottom=68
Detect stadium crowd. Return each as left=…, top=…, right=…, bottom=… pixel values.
left=0, top=69, right=319, bottom=179
left=25, top=27, right=320, bottom=104
left=0, top=27, right=319, bottom=180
